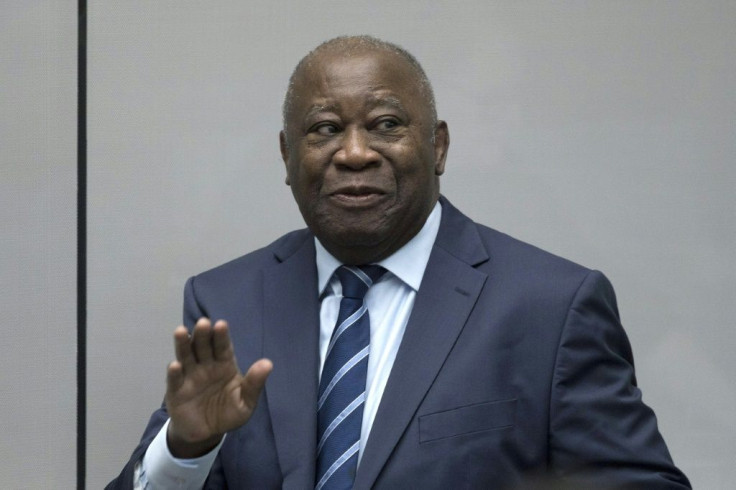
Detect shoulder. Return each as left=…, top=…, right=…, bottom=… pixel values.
left=438, top=197, right=595, bottom=290
left=476, top=222, right=611, bottom=316
left=477, top=222, right=590, bottom=278
left=190, top=228, right=313, bottom=288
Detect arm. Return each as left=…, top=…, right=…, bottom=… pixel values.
left=549, top=270, right=690, bottom=488
left=138, top=418, right=225, bottom=489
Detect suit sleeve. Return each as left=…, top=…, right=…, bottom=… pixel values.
left=548, top=270, right=690, bottom=489
left=106, top=277, right=228, bottom=489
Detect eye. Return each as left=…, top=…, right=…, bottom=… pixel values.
left=312, top=122, right=340, bottom=136
left=374, top=118, right=400, bottom=131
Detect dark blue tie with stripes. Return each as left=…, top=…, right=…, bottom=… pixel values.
left=316, top=265, right=386, bottom=490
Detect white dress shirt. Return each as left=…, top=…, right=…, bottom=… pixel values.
left=137, top=202, right=442, bottom=489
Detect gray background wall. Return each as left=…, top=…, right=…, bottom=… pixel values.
left=1, top=1, right=77, bottom=487
left=2, top=1, right=733, bottom=488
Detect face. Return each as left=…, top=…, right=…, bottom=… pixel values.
left=280, top=49, right=449, bottom=264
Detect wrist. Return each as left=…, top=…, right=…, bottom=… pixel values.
left=166, top=424, right=223, bottom=459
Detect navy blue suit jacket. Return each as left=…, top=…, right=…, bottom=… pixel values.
left=109, top=197, right=689, bottom=489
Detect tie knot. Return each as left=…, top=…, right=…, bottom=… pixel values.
left=335, top=265, right=386, bottom=300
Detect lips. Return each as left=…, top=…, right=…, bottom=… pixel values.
left=328, top=185, right=386, bottom=207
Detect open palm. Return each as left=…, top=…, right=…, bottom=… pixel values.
left=165, top=318, right=272, bottom=458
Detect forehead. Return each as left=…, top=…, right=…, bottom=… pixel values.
left=290, top=49, right=427, bottom=116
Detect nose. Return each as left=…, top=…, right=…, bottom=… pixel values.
left=333, top=127, right=381, bottom=170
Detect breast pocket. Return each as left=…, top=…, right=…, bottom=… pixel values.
left=418, top=398, right=517, bottom=443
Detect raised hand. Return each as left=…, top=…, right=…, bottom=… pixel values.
left=165, top=317, right=272, bottom=458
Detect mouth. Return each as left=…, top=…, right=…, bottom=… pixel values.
left=328, top=186, right=386, bottom=207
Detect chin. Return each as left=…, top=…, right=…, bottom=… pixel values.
left=314, top=225, right=391, bottom=262
left=331, top=227, right=386, bottom=249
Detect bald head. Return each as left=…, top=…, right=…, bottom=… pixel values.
left=282, top=36, right=437, bottom=137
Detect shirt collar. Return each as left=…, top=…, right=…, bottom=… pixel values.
left=315, top=201, right=442, bottom=295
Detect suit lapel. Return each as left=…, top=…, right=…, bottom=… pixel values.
left=262, top=233, right=320, bottom=489
left=355, top=199, right=490, bottom=489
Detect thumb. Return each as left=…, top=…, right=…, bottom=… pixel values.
left=240, top=358, right=273, bottom=407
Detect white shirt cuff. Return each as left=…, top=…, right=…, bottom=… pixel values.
left=138, top=418, right=225, bottom=490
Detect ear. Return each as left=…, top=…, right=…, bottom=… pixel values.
left=433, top=121, right=449, bottom=176
left=279, top=130, right=291, bottom=185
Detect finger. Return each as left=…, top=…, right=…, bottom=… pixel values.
left=240, top=358, right=273, bottom=408
left=212, top=320, right=233, bottom=361
left=166, top=360, right=185, bottom=393
left=191, top=317, right=214, bottom=363
left=173, top=325, right=194, bottom=369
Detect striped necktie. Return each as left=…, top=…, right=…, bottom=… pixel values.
left=316, top=265, right=386, bottom=490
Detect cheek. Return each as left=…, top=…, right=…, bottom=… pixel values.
left=394, top=152, right=437, bottom=189
left=288, top=161, right=324, bottom=203
left=291, top=146, right=330, bottom=178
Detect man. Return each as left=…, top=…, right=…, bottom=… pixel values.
left=109, top=36, right=690, bottom=489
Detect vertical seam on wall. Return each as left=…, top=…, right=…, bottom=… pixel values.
left=77, top=1, right=87, bottom=488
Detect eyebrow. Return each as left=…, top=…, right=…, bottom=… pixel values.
left=304, top=104, right=339, bottom=121
left=303, top=95, right=408, bottom=121
left=372, top=95, right=406, bottom=114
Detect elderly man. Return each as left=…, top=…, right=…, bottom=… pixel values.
left=109, top=36, right=689, bottom=489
